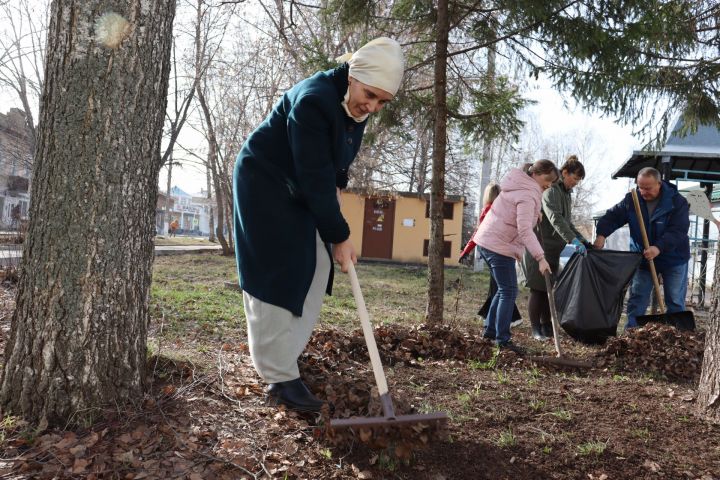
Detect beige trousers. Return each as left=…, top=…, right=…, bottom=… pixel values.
left=243, top=231, right=331, bottom=383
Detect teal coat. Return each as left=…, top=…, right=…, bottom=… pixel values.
left=233, top=64, right=366, bottom=315
left=520, top=181, right=585, bottom=291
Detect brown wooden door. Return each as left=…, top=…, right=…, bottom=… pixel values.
left=361, top=197, right=395, bottom=259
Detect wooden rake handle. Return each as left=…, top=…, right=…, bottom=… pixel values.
left=630, top=189, right=666, bottom=312
left=543, top=271, right=564, bottom=358
left=346, top=262, right=390, bottom=398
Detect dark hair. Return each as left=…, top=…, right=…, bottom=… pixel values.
left=560, top=154, right=585, bottom=179
left=523, top=159, right=559, bottom=181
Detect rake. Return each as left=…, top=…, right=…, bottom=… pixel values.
left=528, top=271, right=594, bottom=369
left=329, top=262, right=448, bottom=431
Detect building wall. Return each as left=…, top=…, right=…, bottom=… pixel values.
left=340, top=191, right=464, bottom=265
left=341, top=191, right=365, bottom=252
left=0, top=109, right=32, bottom=229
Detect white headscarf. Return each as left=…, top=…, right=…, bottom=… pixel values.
left=336, top=37, right=404, bottom=122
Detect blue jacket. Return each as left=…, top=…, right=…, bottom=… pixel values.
left=595, top=181, right=690, bottom=272
left=233, top=63, right=366, bottom=316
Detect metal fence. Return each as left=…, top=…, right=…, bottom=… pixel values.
left=0, top=222, right=25, bottom=273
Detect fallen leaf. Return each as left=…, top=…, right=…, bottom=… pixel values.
left=643, top=460, right=661, bottom=472
left=72, top=458, right=89, bottom=474
left=69, top=444, right=87, bottom=457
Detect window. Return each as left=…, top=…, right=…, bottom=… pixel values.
left=425, top=201, right=454, bottom=220
left=423, top=239, right=452, bottom=258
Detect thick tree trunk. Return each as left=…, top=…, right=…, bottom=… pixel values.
left=426, top=0, right=450, bottom=325
left=697, top=243, right=720, bottom=423
left=0, top=0, right=176, bottom=427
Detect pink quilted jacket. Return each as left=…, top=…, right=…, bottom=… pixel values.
left=472, top=168, right=545, bottom=261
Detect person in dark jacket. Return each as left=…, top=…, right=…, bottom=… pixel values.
left=594, top=167, right=690, bottom=330
left=233, top=38, right=404, bottom=412
left=520, top=155, right=589, bottom=341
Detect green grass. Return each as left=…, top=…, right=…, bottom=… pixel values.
left=577, top=440, right=608, bottom=456
left=529, top=398, right=546, bottom=412
left=154, top=236, right=216, bottom=246
left=496, top=428, right=517, bottom=448
left=551, top=409, right=573, bottom=421
left=151, top=254, right=244, bottom=339
left=149, top=254, right=492, bottom=347
left=468, top=348, right=499, bottom=370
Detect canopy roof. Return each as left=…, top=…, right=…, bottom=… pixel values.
left=612, top=120, right=720, bottom=183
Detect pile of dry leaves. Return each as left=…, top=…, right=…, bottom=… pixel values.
left=596, top=323, right=705, bottom=380
left=307, top=323, right=495, bottom=366
left=301, top=324, right=495, bottom=456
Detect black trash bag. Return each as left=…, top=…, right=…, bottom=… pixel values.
left=554, top=249, right=642, bottom=344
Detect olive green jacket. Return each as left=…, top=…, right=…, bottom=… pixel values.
left=520, top=181, right=587, bottom=291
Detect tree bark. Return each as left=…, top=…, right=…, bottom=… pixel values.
left=697, top=241, right=720, bottom=423
left=165, top=154, right=173, bottom=235
left=426, top=0, right=450, bottom=325
left=206, top=164, right=216, bottom=243
left=0, top=0, right=176, bottom=427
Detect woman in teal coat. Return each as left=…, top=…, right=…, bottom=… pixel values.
left=233, top=38, right=404, bottom=412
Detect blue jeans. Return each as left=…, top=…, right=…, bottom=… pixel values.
left=625, top=262, right=688, bottom=329
left=480, top=247, right=518, bottom=345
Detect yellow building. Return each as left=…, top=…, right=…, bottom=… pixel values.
left=340, top=189, right=465, bottom=265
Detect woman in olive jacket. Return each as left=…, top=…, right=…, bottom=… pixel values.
left=233, top=38, right=404, bottom=412
left=520, top=155, right=588, bottom=340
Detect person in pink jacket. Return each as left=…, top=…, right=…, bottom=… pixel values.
left=473, top=160, right=559, bottom=354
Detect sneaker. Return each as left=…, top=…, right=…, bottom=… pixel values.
left=482, top=331, right=496, bottom=340
left=510, top=318, right=524, bottom=329
left=497, top=340, right=525, bottom=356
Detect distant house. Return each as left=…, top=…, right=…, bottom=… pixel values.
left=340, top=189, right=465, bottom=265
left=0, top=109, right=32, bottom=229
left=156, top=186, right=213, bottom=236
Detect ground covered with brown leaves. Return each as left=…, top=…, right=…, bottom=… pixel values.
left=0, top=257, right=719, bottom=479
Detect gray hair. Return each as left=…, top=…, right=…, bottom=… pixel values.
left=637, top=167, right=661, bottom=182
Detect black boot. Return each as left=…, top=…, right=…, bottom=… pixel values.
left=266, top=378, right=324, bottom=412
left=541, top=323, right=554, bottom=339
left=531, top=317, right=548, bottom=341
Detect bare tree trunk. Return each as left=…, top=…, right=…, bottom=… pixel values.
left=416, top=128, right=430, bottom=194
left=165, top=153, right=173, bottom=235
left=479, top=39, right=496, bottom=207
left=208, top=144, right=230, bottom=254
left=426, top=0, right=450, bottom=326
left=206, top=164, right=216, bottom=242
left=194, top=0, right=230, bottom=254
left=0, top=0, right=175, bottom=427
left=697, top=242, right=720, bottom=423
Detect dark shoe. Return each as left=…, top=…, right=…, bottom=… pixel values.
left=266, top=378, right=324, bottom=412
left=498, top=340, right=525, bottom=356
left=541, top=323, right=554, bottom=338
left=482, top=330, right=496, bottom=340
left=531, top=322, right=549, bottom=341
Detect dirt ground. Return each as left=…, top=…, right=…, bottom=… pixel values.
left=0, top=257, right=719, bottom=479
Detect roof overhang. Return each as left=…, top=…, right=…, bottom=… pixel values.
left=611, top=150, right=720, bottom=183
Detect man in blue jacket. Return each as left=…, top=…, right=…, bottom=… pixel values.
left=593, top=167, right=690, bottom=330
left=233, top=38, right=404, bottom=412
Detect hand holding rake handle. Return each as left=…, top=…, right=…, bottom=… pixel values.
left=630, top=189, right=666, bottom=312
